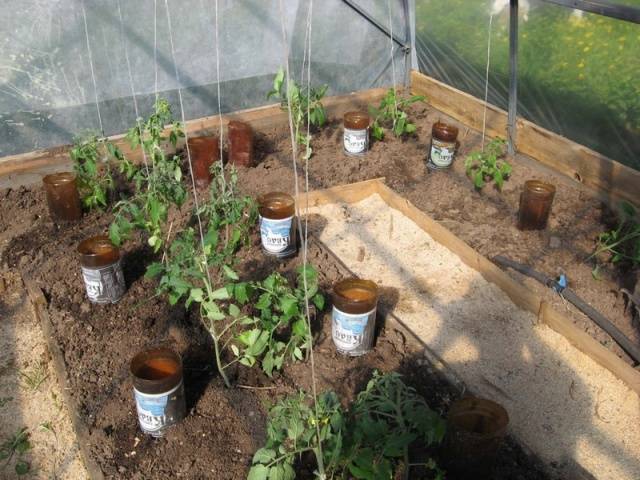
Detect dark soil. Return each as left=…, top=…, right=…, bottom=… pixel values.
left=241, top=105, right=640, bottom=365
left=1, top=99, right=635, bottom=479
left=2, top=206, right=547, bottom=479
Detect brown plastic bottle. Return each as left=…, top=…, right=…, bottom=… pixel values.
left=427, top=121, right=459, bottom=170
left=42, top=172, right=82, bottom=222
left=77, top=235, right=126, bottom=304
left=187, top=136, right=219, bottom=188
left=130, top=347, right=186, bottom=437
left=343, top=111, right=370, bottom=156
left=443, top=397, right=509, bottom=477
left=257, top=192, right=297, bottom=258
left=517, top=180, right=556, bottom=230
left=331, top=278, right=378, bottom=356
left=228, top=121, right=254, bottom=167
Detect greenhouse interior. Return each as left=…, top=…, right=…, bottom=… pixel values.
left=1, top=0, right=639, bottom=479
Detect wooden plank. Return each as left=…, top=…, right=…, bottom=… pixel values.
left=370, top=180, right=640, bottom=395
left=410, top=70, right=640, bottom=207
left=21, top=275, right=105, bottom=480
left=297, top=178, right=384, bottom=209
left=0, top=88, right=386, bottom=178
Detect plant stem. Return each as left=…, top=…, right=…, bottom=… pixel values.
left=211, top=325, right=231, bottom=388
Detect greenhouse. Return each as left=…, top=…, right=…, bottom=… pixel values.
left=0, top=0, right=639, bottom=479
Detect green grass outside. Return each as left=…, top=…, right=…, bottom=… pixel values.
left=415, top=0, right=640, bottom=170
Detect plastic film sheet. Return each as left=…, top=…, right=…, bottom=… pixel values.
left=415, top=0, right=640, bottom=170
left=0, top=0, right=408, bottom=157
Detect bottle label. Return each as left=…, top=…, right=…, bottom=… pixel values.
left=134, top=381, right=185, bottom=437
left=332, top=306, right=376, bottom=355
left=81, top=260, right=126, bottom=304
left=429, top=138, right=456, bottom=168
left=344, top=128, right=369, bottom=154
left=260, top=215, right=293, bottom=255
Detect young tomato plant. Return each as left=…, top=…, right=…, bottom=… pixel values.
left=369, top=88, right=425, bottom=141
left=248, top=391, right=344, bottom=480
left=267, top=67, right=327, bottom=159
left=237, top=266, right=325, bottom=377
left=590, top=201, right=640, bottom=277
left=70, top=132, right=118, bottom=209
left=248, top=371, right=446, bottom=480
left=345, top=371, right=446, bottom=480
left=109, top=99, right=186, bottom=252
left=464, top=138, right=511, bottom=190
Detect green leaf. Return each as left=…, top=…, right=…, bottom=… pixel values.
left=238, top=328, right=261, bottom=347
left=279, top=296, right=298, bottom=317
left=268, top=465, right=286, bottom=480
left=223, top=265, right=239, bottom=280
left=228, top=303, right=241, bottom=317
left=234, top=283, right=249, bottom=304
left=292, top=319, right=307, bottom=337
left=255, top=293, right=271, bottom=310
left=293, top=347, right=303, bottom=361
left=145, top=262, right=164, bottom=279
left=312, top=293, right=325, bottom=310
left=252, top=447, right=276, bottom=464
left=210, top=287, right=230, bottom=300
left=474, top=171, right=484, bottom=189
left=247, top=330, right=270, bottom=356
left=247, top=464, right=269, bottom=480
left=190, top=288, right=204, bottom=303
left=109, top=222, right=121, bottom=246
left=15, top=461, right=30, bottom=475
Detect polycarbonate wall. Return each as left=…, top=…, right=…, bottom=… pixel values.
left=416, top=0, right=640, bottom=170
left=0, top=0, right=408, bottom=157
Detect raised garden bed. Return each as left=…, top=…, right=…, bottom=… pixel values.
left=1, top=83, right=639, bottom=479
left=7, top=200, right=548, bottom=479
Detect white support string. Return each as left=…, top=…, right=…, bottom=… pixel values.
left=481, top=14, right=494, bottom=151
left=163, top=0, right=212, bottom=287
left=154, top=0, right=159, bottom=102
left=214, top=0, right=226, bottom=193
left=116, top=0, right=150, bottom=174
left=277, top=0, right=324, bottom=471
left=388, top=0, right=398, bottom=117
left=80, top=0, right=104, bottom=134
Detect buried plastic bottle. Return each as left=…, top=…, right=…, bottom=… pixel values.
left=257, top=192, right=297, bottom=258
left=331, top=278, right=378, bottom=356
left=130, top=347, right=186, bottom=437
left=77, top=235, right=126, bottom=304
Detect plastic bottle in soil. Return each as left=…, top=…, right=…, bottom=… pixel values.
left=187, top=136, right=219, bottom=188
left=331, top=278, right=378, bottom=356
left=442, top=396, right=509, bottom=477
left=130, top=347, right=186, bottom=437
left=427, top=121, right=459, bottom=170
left=228, top=120, right=254, bottom=167
left=517, top=180, right=556, bottom=230
left=258, top=192, right=297, bottom=258
left=42, top=172, right=82, bottom=222
left=77, top=235, right=126, bottom=304
left=343, top=111, right=370, bottom=156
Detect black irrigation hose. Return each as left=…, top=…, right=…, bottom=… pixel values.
left=493, top=255, right=640, bottom=366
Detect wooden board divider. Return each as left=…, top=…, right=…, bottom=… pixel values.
left=302, top=178, right=640, bottom=395
left=0, top=87, right=386, bottom=178
left=410, top=70, right=640, bottom=208
left=21, top=274, right=106, bottom=480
